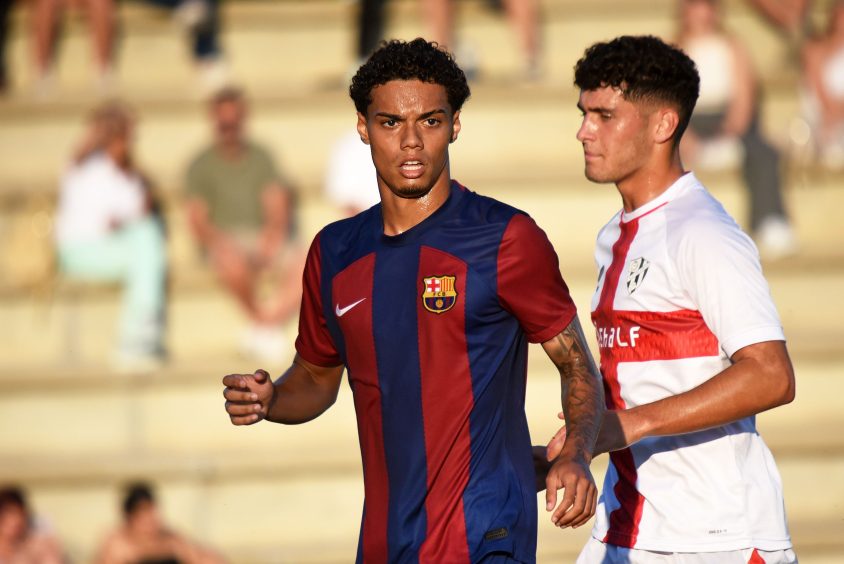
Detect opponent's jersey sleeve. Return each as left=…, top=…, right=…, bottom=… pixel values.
left=295, top=232, right=343, bottom=367
left=497, top=213, right=577, bottom=343
left=672, top=216, right=784, bottom=358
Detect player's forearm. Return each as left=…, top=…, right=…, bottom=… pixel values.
left=545, top=318, right=604, bottom=463
left=265, top=360, right=342, bottom=424
left=625, top=340, right=794, bottom=441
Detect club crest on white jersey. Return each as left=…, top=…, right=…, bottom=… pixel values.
left=626, top=257, right=650, bottom=295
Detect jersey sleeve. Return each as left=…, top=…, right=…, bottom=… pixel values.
left=497, top=213, right=577, bottom=343
left=675, top=218, right=785, bottom=358
left=295, top=233, right=343, bottom=367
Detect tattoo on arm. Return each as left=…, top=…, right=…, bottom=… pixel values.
left=548, top=318, right=604, bottom=462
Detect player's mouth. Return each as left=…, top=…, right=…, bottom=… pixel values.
left=399, top=160, right=425, bottom=179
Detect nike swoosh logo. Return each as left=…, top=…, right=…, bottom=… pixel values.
left=335, top=298, right=366, bottom=317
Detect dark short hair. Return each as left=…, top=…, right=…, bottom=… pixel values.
left=122, top=482, right=155, bottom=517
left=349, top=38, right=471, bottom=115
left=0, top=486, right=27, bottom=513
left=574, top=35, right=700, bottom=141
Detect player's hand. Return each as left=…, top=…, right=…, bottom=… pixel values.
left=223, top=369, right=276, bottom=425
left=545, top=412, right=568, bottom=461
left=593, top=409, right=643, bottom=456
left=545, top=454, right=597, bottom=529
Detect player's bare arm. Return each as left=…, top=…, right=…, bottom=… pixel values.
left=223, top=354, right=344, bottom=425
left=594, top=340, right=794, bottom=455
left=539, top=316, right=604, bottom=529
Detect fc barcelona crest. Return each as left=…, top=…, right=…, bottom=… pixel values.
left=422, top=275, right=458, bottom=314
left=626, top=257, right=650, bottom=295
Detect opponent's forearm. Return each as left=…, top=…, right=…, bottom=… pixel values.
left=626, top=340, right=794, bottom=440
left=265, top=359, right=342, bottom=424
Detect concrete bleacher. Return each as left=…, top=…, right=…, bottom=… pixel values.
left=0, top=0, right=843, bottom=562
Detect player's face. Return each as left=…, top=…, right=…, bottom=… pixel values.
left=576, top=87, right=654, bottom=185
left=357, top=79, right=460, bottom=200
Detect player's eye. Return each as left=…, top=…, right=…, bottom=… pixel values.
left=601, top=112, right=612, bottom=121
left=382, top=119, right=398, bottom=127
left=424, top=118, right=441, bottom=126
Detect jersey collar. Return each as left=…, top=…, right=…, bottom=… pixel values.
left=620, top=171, right=699, bottom=223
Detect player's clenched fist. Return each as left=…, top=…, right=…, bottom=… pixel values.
left=223, top=369, right=276, bottom=425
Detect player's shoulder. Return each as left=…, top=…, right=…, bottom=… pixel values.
left=665, top=178, right=756, bottom=257
left=456, top=185, right=529, bottom=229
left=317, top=204, right=380, bottom=255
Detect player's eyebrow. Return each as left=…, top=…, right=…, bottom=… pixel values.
left=577, top=102, right=611, bottom=114
left=374, top=108, right=448, bottom=121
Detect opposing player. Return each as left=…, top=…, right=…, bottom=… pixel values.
left=222, top=38, right=603, bottom=563
left=546, top=35, right=796, bottom=563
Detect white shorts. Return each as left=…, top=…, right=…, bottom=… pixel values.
left=576, top=536, right=797, bottom=563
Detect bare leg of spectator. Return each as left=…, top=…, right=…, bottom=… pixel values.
left=358, top=0, right=386, bottom=59
left=423, top=0, right=454, bottom=50
left=209, top=241, right=260, bottom=322
left=31, top=0, right=62, bottom=88
left=83, top=0, right=116, bottom=88
left=502, top=0, right=540, bottom=78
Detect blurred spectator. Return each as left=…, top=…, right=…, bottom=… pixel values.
left=54, top=101, right=168, bottom=370
left=357, top=0, right=387, bottom=61
left=0, top=486, right=64, bottom=564
left=422, top=0, right=541, bottom=80
left=801, top=0, right=844, bottom=169
left=678, top=0, right=798, bottom=259
left=0, top=0, right=12, bottom=94
left=746, top=0, right=813, bottom=42
left=30, top=0, right=116, bottom=95
left=139, top=0, right=228, bottom=93
left=95, top=483, right=224, bottom=564
left=185, top=86, right=303, bottom=362
left=324, top=129, right=381, bottom=218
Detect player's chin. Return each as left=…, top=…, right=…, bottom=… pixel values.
left=391, top=182, right=434, bottom=199
left=584, top=168, right=616, bottom=184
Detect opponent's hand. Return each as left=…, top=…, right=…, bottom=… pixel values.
left=545, top=455, right=597, bottom=529
left=223, top=369, right=276, bottom=425
left=545, top=412, right=568, bottom=461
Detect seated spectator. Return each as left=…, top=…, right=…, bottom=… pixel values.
left=802, top=0, right=844, bottom=169
left=324, top=129, right=381, bottom=218
left=95, top=482, right=224, bottom=564
left=0, top=486, right=64, bottom=564
left=185, top=86, right=303, bottom=362
left=138, top=0, right=229, bottom=93
left=678, top=0, right=798, bottom=259
left=54, top=101, right=168, bottom=370
left=30, top=0, right=116, bottom=95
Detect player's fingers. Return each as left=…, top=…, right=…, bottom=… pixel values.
left=253, top=369, right=269, bottom=383
left=225, top=401, right=263, bottom=417
left=552, top=476, right=578, bottom=527
left=559, top=478, right=590, bottom=528
left=544, top=475, right=558, bottom=512
left=572, top=485, right=598, bottom=529
left=557, top=411, right=565, bottom=421
left=229, top=413, right=262, bottom=426
left=222, top=374, right=247, bottom=388
left=223, top=387, right=259, bottom=402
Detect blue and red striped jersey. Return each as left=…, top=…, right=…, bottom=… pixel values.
left=295, top=181, right=576, bottom=563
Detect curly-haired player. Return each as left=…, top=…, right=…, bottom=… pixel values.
left=544, top=35, right=797, bottom=563
left=223, top=38, right=604, bottom=563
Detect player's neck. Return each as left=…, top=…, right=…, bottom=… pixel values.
left=379, top=176, right=452, bottom=236
left=616, top=154, right=685, bottom=213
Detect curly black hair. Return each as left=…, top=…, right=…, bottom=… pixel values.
left=350, top=38, right=471, bottom=115
left=574, top=35, right=700, bottom=141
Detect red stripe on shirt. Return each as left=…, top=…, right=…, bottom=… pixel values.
left=332, top=253, right=389, bottom=563
left=417, top=247, right=472, bottom=563
left=748, top=549, right=766, bottom=564
left=593, top=217, right=647, bottom=547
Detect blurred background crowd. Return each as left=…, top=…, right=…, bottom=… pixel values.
left=0, top=0, right=842, bottom=562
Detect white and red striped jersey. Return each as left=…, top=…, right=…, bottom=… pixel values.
left=589, top=172, right=792, bottom=553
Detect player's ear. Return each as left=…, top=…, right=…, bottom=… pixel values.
left=356, top=112, right=370, bottom=145
left=654, top=108, right=680, bottom=145
left=450, top=110, right=461, bottom=143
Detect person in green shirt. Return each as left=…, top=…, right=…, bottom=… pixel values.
left=185, top=86, right=303, bottom=361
